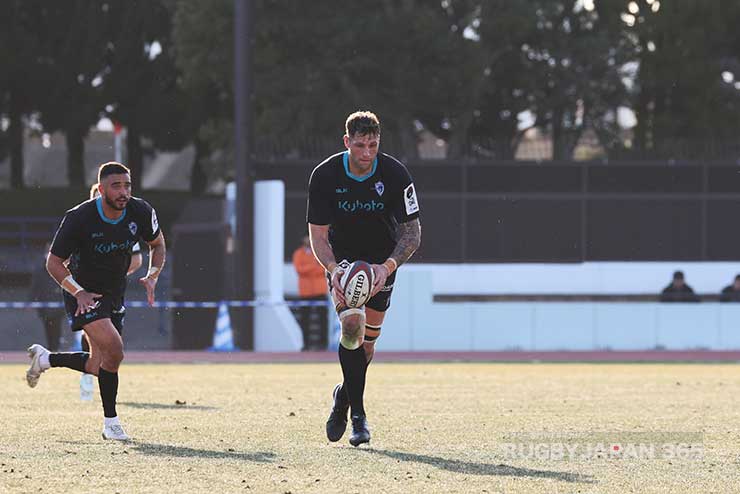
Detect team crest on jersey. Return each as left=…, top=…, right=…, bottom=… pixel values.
left=374, top=181, right=384, bottom=196
left=128, top=222, right=138, bottom=235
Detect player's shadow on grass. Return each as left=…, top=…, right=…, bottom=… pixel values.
left=132, top=442, right=276, bottom=462
left=119, top=401, right=218, bottom=411
left=360, top=449, right=594, bottom=484
left=58, top=441, right=275, bottom=463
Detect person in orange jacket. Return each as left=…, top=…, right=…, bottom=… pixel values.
left=292, top=235, right=330, bottom=351
left=293, top=234, right=328, bottom=298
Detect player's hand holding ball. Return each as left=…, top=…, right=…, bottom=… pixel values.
left=330, top=259, right=350, bottom=306
left=370, top=258, right=396, bottom=297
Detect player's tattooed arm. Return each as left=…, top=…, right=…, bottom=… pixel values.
left=389, top=218, right=421, bottom=267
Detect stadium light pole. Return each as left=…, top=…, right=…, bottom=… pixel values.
left=234, top=0, right=255, bottom=348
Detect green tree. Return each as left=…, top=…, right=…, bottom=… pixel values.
left=173, top=0, right=234, bottom=193
left=35, top=1, right=109, bottom=186
left=357, top=0, right=482, bottom=160
left=516, top=1, right=629, bottom=160
left=173, top=0, right=484, bottom=166
left=102, top=0, right=181, bottom=191
left=630, top=0, right=740, bottom=159
left=0, top=1, right=45, bottom=188
left=471, top=1, right=539, bottom=159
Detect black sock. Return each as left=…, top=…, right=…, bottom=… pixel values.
left=341, top=382, right=350, bottom=403
left=338, top=344, right=367, bottom=417
left=340, top=359, right=373, bottom=402
left=49, top=352, right=89, bottom=373
left=98, top=367, right=119, bottom=418
left=341, top=349, right=374, bottom=402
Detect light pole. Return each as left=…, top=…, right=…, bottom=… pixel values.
left=234, top=0, right=255, bottom=348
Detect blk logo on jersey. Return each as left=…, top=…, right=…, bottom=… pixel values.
left=128, top=221, right=138, bottom=236
left=338, top=200, right=385, bottom=213
left=374, top=181, right=384, bottom=196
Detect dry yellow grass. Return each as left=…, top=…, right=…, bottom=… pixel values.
left=1, top=362, right=740, bottom=493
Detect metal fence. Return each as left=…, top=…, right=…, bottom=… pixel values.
left=256, top=159, right=740, bottom=263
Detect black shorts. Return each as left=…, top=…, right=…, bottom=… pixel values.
left=327, top=269, right=396, bottom=313
left=63, top=292, right=125, bottom=334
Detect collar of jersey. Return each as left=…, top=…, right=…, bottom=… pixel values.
left=343, top=152, right=377, bottom=182
left=95, top=196, right=127, bottom=224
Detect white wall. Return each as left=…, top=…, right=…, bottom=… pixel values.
left=380, top=271, right=740, bottom=351
left=284, top=262, right=740, bottom=296
left=283, top=264, right=740, bottom=351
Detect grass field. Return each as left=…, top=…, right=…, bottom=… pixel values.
left=2, top=362, right=740, bottom=493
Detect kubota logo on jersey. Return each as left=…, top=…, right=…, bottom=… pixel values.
left=94, top=239, right=136, bottom=254
left=338, top=200, right=385, bottom=213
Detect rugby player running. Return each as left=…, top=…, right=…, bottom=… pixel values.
left=26, top=162, right=166, bottom=441
left=307, top=111, right=421, bottom=446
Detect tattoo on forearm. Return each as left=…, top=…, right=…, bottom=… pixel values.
left=390, top=219, right=421, bottom=267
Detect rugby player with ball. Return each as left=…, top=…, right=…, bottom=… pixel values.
left=307, top=111, right=421, bottom=446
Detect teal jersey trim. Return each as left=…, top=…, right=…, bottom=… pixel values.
left=343, top=152, right=377, bottom=182
left=95, top=196, right=127, bottom=225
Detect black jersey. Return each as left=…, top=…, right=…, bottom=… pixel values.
left=50, top=196, right=160, bottom=298
left=307, top=151, right=420, bottom=263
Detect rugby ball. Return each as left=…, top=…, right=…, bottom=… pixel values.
left=340, top=261, right=375, bottom=308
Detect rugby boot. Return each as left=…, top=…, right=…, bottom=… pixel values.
left=26, top=344, right=50, bottom=388
left=348, top=414, right=371, bottom=447
left=326, top=383, right=350, bottom=442
left=102, top=418, right=130, bottom=441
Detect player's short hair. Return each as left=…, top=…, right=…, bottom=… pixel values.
left=345, top=111, right=380, bottom=138
left=89, top=184, right=100, bottom=200
left=98, top=162, right=130, bottom=182
left=673, top=270, right=684, bottom=280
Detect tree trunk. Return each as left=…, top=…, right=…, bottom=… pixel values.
left=551, top=108, right=563, bottom=160
left=633, top=89, right=649, bottom=158
left=446, top=108, right=480, bottom=160
left=8, top=93, right=24, bottom=189
left=66, top=126, right=85, bottom=187
left=395, top=116, right=418, bottom=161
left=190, top=137, right=208, bottom=195
left=126, top=123, right=143, bottom=192
left=551, top=108, right=581, bottom=161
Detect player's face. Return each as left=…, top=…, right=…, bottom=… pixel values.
left=344, top=132, right=380, bottom=170
left=101, top=173, right=132, bottom=211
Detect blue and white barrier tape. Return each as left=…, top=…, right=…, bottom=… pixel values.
left=0, top=299, right=330, bottom=309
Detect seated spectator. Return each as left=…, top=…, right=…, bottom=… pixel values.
left=720, top=274, right=740, bottom=302
left=660, top=270, right=699, bottom=302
